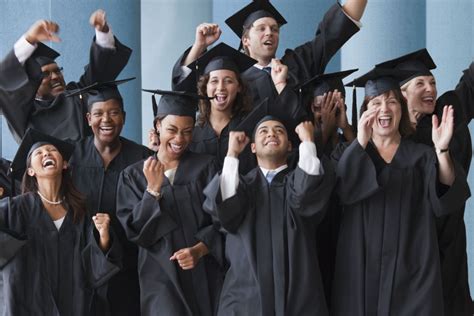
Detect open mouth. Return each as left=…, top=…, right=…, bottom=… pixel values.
left=215, top=94, right=228, bottom=103
left=99, top=126, right=114, bottom=134
left=378, top=116, right=392, bottom=128
left=169, top=143, right=184, bottom=154
left=42, top=158, right=56, bottom=168
left=263, top=40, right=273, bottom=47
left=421, top=96, right=435, bottom=106
left=51, top=82, right=63, bottom=89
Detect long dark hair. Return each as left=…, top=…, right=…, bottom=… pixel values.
left=21, top=154, right=87, bottom=224
left=196, top=73, right=252, bottom=127
left=360, top=89, right=414, bottom=138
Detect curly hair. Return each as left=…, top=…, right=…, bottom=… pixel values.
left=196, top=73, right=252, bottom=127
left=359, top=89, right=414, bottom=138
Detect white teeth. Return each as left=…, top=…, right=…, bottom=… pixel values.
left=378, top=118, right=392, bottom=127
left=170, top=144, right=183, bottom=153
left=216, top=95, right=227, bottom=102
left=43, top=159, right=55, bottom=168
left=100, top=127, right=113, bottom=131
left=51, top=82, right=61, bottom=88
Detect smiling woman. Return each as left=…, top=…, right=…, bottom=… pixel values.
left=0, top=128, right=121, bottom=315
left=331, top=67, right=470, bottom=315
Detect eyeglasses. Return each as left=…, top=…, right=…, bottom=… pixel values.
left=42, top=67, right=63, bottom=79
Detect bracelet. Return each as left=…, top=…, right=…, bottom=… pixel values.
left=274, top=81, right=286, bottom=86
left=146, top=187, right=161, bottom=199
left=435, top=147, right=449, bottom=154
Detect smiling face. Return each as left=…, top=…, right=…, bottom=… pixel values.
left=242, top=16, right=280, bottom=65
left=27, top=144, right=67, bottom=179
left=206, top=69, right=241, bottom=116
left=401, top=75, right=437, bottom=116
left=36, top=63, right=66, bottom=99
left=156, top=115, right=194, bottom=161
left=251, top=119, right=291, bottom=164
left=366, top=90, right=402, bottom=139
left=87, top=99, right=125, bottom=146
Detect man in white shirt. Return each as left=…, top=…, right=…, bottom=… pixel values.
left=204, top=117, right=335, bottom=316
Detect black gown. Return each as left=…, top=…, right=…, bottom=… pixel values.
left=173, top=3, right=359, bottom=110
left=116, top=151, right=224, bottom=316
left=203, top=159, right=335, bottom=316
left=413, top=90, right=473, bottom=315
left=189, top=117, right=256, bottom=174
left=0, top=192, right=122, bottom=316
left=0, top=37, right=131, bottom=143
left=331, top=140, right=470, bottom=316
left=68, top=136, right=152, bottom=316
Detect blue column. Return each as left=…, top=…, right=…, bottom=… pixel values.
left=340, top=0, right=426, bottom=119
left=0, top=0, right=141, bottom=158
left=212, top=0, right=340, bottom=72
left=140, top=0, right=212, bottom=143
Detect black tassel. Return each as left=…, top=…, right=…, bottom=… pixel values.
left=152, top=95, right=158, bottom=118
left=351, top=85, right=357, bottom=134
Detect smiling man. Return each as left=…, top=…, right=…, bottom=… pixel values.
left=68, top=82, right=152, bottom=316
left=0, top=9, right=131, bottom=143
left=203, top=113, right=335, bottom=315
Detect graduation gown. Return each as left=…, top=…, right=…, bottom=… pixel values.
left=116, top=151, right=224, bottom=316
left=203, top=161, right=335, bottom=316
left=172, top=3, right=359, bottom=109
left=455, top=60, right=474, bottom=123
left=189, top=117, right=256, bottom=174
left=412, top=91, right=473, bottom=315
left=0, top=192, right=122, bottom=316
left=0, top=37, right=131, bottom=143
left=69, top=136, right=152, bottom=316
left=331, top=140, right=470, bottom=316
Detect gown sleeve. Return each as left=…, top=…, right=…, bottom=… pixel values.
left=116, top=167, right=178, bottom=249
left=287, top=156, right=335, bottom=219
left=427, top=154, right=471, bottom=217
left=333, top=141, right=381, bottom=205
left=81, top=219, right=122, bottom=289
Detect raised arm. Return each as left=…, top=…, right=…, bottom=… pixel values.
left=342, top=0, right=368, bottom=22
left=432, top=105, right=455, bottom=185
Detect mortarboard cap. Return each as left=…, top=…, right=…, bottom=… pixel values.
left=375, top=48, right=436, bottom=85
left=187, top=42, right=257, bottom=76
left=31, top=43, right=60, bottom=67
left=9, top=128, right=75, bottom=181
left=346, top=67, right=417, bottom=97
left=225, top=0, right=287, bottom=39
left=65, top=77, right=135, bottom=110
left=233, top=97, right=271, bottom=137
left=298, top=68, right=358, bottom=98
left=142, top=89, right=209, bottom=119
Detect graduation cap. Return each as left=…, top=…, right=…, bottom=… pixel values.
left=345, top=67, right=417, bottom=131
left=233, top=97, right=302, bottom=146
left=9, top=128, right=75, bottom=181
left=225, top=0, right=287, bottom=39
left=375, top=48, right=436, bottom=85
left=65, top=77, right=135, bottom=109
left=142, top=89, right=210, bottom=119
left=298, top=69, right=358, bottom=98
left=31, top=42, right=60, bottom=67
left=187, top=42, right=257, bottom=78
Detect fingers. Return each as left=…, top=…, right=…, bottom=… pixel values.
left=92, top=213, right=110, bottom=230
left=170, top=249, right=196, bottom=270
left=27, top=20, right=61, bottom=43
left=197, top=23, right=220, bottom=37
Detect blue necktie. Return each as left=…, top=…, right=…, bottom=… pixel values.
left=266, top=170, right=277, bottom=184
left=262, top=66, right=272, bottom=75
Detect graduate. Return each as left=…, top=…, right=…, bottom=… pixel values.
left=296, top=69, right=357, bottom=307
left=173, top=0, right=366, bottom=108
left=116, top=91, right=224, bottom=316
left=331, top=68, right=470, bottom=315
left=186, top=42, right=256, bottom=173
left=68, top=80, right=152, bottom=316
left=203, top=105, right=335, bottom=315
left=0, top=128, right=121, bottom=316
left=0, top=9, right=131, bottom=143
left=299, top=69, right=357, bottom=155
left=376, top=50, right=473, bottom=315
